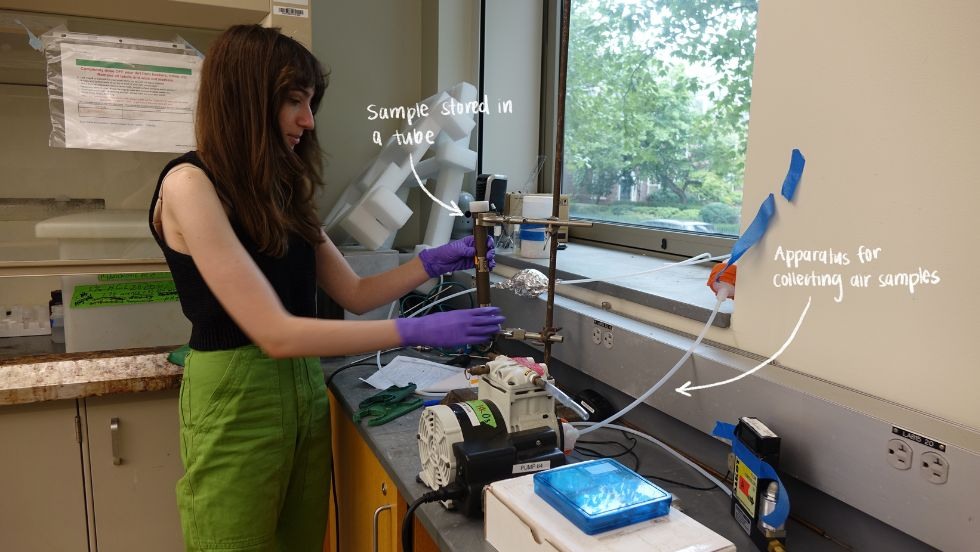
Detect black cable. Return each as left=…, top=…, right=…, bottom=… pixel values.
left=574, top=439, right=637, bottom=459
left=583, top=427, right=722, bottom=493
left=641, top=474, right=718, bottom=492
left=324, top=347, right=403, bottom=391
left=324, top=361, right=377, bottom=391
left=575, top=432, right=641, bottom=469
left=402, top=484, right=466, bottom=552
left=400, top=281, right=474, bottom=318
left=575, top=444, right=640, bottom=472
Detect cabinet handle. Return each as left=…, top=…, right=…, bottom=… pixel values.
left=110, top=417, right=122, bottom=465
left=372, top=503, right=392, bottom=552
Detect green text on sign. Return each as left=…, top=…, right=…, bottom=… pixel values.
left=71, top=281, right=179, bottom=309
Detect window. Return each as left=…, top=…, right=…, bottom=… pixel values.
left=559, top=0, right=758, bottom=256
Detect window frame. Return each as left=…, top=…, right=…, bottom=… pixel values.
left=538, top=0, right=743, bottom=260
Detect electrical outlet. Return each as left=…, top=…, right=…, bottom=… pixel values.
left=886, top=439, right=912, bottom=470
left=602, top=331, right=614, bottom=349
left=920, top=451, right=949, bottom=484
left=591, top=327, right=602, bottom=345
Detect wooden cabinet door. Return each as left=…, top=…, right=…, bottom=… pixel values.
left=83, top=389, right=183, bottom=552
left=327, top=391, right=440, bottom=552
left=329, top=391, right=401, bottom=552
left=0, top=399, right=88, bottom=552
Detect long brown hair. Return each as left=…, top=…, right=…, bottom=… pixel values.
left=195, top=25, right=328, bottom=256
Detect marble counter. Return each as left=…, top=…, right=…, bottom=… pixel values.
left=0, top=346, right=181, bottom=406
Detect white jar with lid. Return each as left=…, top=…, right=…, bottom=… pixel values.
left=519, top=196, right=553, bottom=259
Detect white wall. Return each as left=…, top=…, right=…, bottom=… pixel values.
left=312, top=1, right=423, bottom=222
left=735, top=0, right=980, bottom=429
left=313, top=1, right=485, bottom=247
left=482, top=0, right=543, bottom=194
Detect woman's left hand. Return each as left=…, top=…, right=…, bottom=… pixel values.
left=418, top=235, right=495, bottom=277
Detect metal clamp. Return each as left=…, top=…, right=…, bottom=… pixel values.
left=110, top=417, right=122, bottom=465
left=372, top=503, right=392, bottom=552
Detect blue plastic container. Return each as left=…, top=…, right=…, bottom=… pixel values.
left=533, top=458, right=672, bottom=535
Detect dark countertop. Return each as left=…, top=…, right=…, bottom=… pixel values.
left=323, top=353, right=496, bottom=552
left=322, top=353, right=761, bottom=552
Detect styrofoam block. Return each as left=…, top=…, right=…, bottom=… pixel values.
left=364, top=188, right=412, bottom=229
left=340, top=207, right=389, bottom=251
left=422, top=167, right=465, bottom=247
left=412, top=117, right=440, bottom=157
left=452, top=81, right=478, bottom=104
left=434, top=141, right=478, bottom=171
left=424, top=91, right=451, bottom=110
left=451, top=113, right=477, bottom=137
left=374, top=162, right=410, bottom=193
left=412, top=157, right=441, bottom=181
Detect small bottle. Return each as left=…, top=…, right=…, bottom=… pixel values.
left=49, top=290, right=65, bottom=344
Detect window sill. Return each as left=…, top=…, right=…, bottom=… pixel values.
left=494, top=241, right=731, bottom=327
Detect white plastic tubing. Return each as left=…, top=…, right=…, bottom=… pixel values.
left=579, top=283, right=730, bottom=436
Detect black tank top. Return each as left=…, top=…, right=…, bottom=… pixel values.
left=148, top=152, right=317, bottom=351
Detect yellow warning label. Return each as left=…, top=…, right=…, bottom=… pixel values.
left=734, top=457, right=758, bottom=515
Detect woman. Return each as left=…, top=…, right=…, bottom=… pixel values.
left=149, top=25, right=502, bottom=551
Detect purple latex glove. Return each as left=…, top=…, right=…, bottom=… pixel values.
left=395, top=307, right=504, bottom=348
left=418, top=235, right=495, bottom=278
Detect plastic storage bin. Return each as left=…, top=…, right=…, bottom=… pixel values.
left=35, top=210, right=190, bottom=352
left=533, top=458, right=671, bottom=535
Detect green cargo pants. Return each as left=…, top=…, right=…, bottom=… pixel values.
left=176, top=345, right=331, bottom=551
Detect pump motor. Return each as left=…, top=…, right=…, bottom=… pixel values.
left=416, top=355, right=569, bottom=515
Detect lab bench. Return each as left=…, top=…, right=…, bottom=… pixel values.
left=322, top=354, right=770, bottom=552
left=0, top=347, right=820, bottom=551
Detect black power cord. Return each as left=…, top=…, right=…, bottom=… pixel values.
left=575, top=430, right=641, bottom=470
left=574, top=430, right=721, bottom=492
left=641, top=474, right=718, bottom=492
left=402, top=483, right=466, bottom=552
left=324, top=347, right=404, bottom=391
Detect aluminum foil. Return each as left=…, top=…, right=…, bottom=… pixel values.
left=492, top=268, right=550, bottom=297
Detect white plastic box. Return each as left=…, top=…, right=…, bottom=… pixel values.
left=35, top=210, right=190, bottom=352
left=60, top=274, right=190, bottom=352
left=485, top=473, right=735, bottom=552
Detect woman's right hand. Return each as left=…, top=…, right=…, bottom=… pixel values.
left=394, top=307, right=504, bottom=348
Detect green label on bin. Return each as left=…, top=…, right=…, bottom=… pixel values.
left=71, top=281, right=179, bottom=308
left=97, top=272, right=172, bottom=282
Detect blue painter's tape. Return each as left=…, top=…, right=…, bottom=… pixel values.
left=781, top=149, right=806, bottom=201
left=717, top=193, right=776, bottom=281
left=15, top=20, right=43, bottom=52
left=713, top=422, right=790, bottom=528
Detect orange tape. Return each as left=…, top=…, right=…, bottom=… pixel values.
left=707, top=263, right=737, bottom=298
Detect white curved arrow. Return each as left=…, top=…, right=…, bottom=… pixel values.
left=409, top=153, right=464, bottom=217
left=675, top=296, right=812, bottom=397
